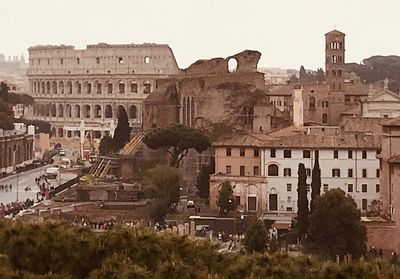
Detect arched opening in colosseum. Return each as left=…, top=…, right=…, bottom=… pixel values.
left=58, top=104, right=64, bottom=117
left=33, top=81, right=36, bottom=94
left=76, top=81, right=81, bottom=94
left=51, top=104, right=57, bottom=117
left=85, top=81, right=92, bottom=94
left=57, top=128, right=64, bottom=138
left=59, top=81, right=64, bottom=94
left=74, top=105, right=81, bottom=118
left=74, top=131, right=81, bottom=138
left=46, top=81, right=50, bottom=94
left=51, top=127, right=56, bottom=138
left=227, top=57, right=238, bottom=73
left=94, top=105, right=102, bottom=118
left=105, top=105, right=113, bottom=118
left=67, top=131, right=72, bottom=138
left=66, top=81, right=72, bottom=94
left=129, top=105, right=137, bottom=119
left=83, top=105, right=91, bottom=118
left=65, top=104, right=72, bottom=118
left=41, top=82, right=45, bottom=94
left=118, top=81, right=125, bottom=94
left=130, top=81, right=138, bottom=93
left=44, top=104, right=50, bottom=117
left=96, top=81, right=102, bottom=94
left=52, top=81, right=57, bottom=94
left=107, top=82, right=113, bottom=94
left=117, top=105, right=126, bottom=118
left=143, top=81, right=151, bottom=94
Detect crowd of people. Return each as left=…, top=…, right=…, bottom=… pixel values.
left=35, top=175, right=50, bottom=202
left=0, top=199, right=35, bottom=217
left=0, top=184, right=12, bottom=192
left=71, top=218, right=118, bottom=231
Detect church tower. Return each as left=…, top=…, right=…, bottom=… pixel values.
left=325, top=30, right=345, bottom=92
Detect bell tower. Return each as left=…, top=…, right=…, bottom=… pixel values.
left=325, top=30, right=345, bottom=92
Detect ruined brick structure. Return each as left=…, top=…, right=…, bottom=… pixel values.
left=27, top=43, right=181, bottom=139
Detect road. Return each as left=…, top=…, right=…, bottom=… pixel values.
left=0, top=165, right=77, bottom=205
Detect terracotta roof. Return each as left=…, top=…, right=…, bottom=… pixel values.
left=341, top=105, right=361, bottom=116
left=340, top=117, right=385, bottom=135
left=119, top=132, right=145, bottom=156
left=325, top=29, right=345, bottom=36
left=266, top=85, right=292, bottom=96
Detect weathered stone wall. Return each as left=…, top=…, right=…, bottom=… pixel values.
left=366, top=223, right=400, bottom=251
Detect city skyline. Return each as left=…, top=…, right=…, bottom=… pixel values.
left=1, top=0, right=400, bottom=70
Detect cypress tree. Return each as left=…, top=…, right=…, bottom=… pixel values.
left=311, top=153, right=321, bottom=213
left=297, top=163, right=309, bottom=241
left=112, top=106, right=131, bottom=152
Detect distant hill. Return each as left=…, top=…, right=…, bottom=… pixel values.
left=345, top=55, right=400, bottom=92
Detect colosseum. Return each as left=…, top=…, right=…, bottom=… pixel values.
left=27, top=43, right=181, bottom=139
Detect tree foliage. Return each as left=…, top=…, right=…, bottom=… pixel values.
left=98, top=134, right=114, bottom=156
left=143, top=165, right=181, bottom=221
left=143, top=124, right=211, bottom=167
left=0, top=220, right=397, bottom=278
left=310, top=155, right=321, bottom=213
left=244, top=219, right=268, bottom=253
left=297, top=163, right=309, bottom=241
left=216, top=181, right=237, bottom=215
left=112, top=106, right=131, bottom=152
left=309, top=188, right=367, bottom=259
left=195, top=159, right=215, bottom=199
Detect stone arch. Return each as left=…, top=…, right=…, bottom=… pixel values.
left=129, top=105, right=137, bottom=119
left=227, top=57, right=238, bottom=73
left=51, top=104, right=56, bottom=117
left=59, top=81, right=64, bottom=94
left=65, top=104, right=72, bottom=118
left=74, top=105, right=81, bottom=118
left=105, top=105, right=113, bottom=118
left=75, top=81, right=81, bottom=94
left=46, top=81, right=50, bottom=94
left=118, top=80, right=125, bottom=94
left=94, top=105, right=102, bottom=118
left=41, top=81, right=45, bottom=94
left=67, top=81, right=72, bottom=94
left=58, top=104, right=64, bottom=117
left=85, top=81, right=92, bottom=94
left=322, top=113, right=328, bottom=124
left=83, top=104, right=91, bottom=118
left=52, top=81, right=57, bottom=94
left=267, top=164, right=279, bottom=176
left=57, top=127, right=64, bottom=138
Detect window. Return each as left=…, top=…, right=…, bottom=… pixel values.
left=307, top=184, right=310, bottom=192
left=322, top=113, right=328, bottom=124
left=333, top=150, right=339, bottom=159
left=283, top=150, right=291, bottom=158
left=118, top=82, right=125, bottom=94
left=284, top=168, right=291, bottom=177
left=270, top=148, right=276, bottom=158
left=254, top=148, right=259, bottom=157
left=362, top=199, right=367, bottom=210
left=332, top=168, right=340, bottom=177
left=97, top=83, right=102, bottom=94
left=96, top=57, right=100, bottom=64
left=87, top=83, right=91, bottom=94
left=118, top=57, right=124, bottom=64
left=322, top=101, right=329, bottom=108
left=362, top=169, right=367, bottom=178
left=253, top=166, right=260, bottom=176
left=226, top=148, right=231, bottom=156
left=144, top=56, right=150, bottom=64
left=130, top=82, right=138, bottom=93
left=286, top=207, right=293, bottom=212
left=268, top=164, right=279, bottom=176
left=376, top=169, right=380, bottom=178
left=362, top=150, right=367, bottom=159
left=362, top=184, right=367, bottom=193
left=348, top=150, right=353, bottom=159
left=239, top=148, right=245, bottom=157
left=309, top=96, right=316, bottom=109
left=226, top=165, right=231, bottom=175
left=240, top=166, right=245, bottom=176
left=323, top=184, right=329, bottom=192
left=143, top=81, right=151, bottom=94
left=348, top=169, right=353, bottom=178
left=287, top=183, right=292, bottom=192
left=306, top=168, right=311, bottom=177
left=287, top=196, right=292, bottom=203
left=303, top=150, right=311, bottom=158
left=376, top=184, right=380, bottom=193
left=348, top=184, right=353, bottom=192
left=60, top=58, right=63, bottom=65
left=76, top=58, right=80, bottom=64
left=107, top=83, right=113, bottom=94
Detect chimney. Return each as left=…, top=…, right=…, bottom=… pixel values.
left=293, top=85, right=304, bottom=127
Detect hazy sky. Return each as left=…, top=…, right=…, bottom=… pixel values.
left=1, top=0, right=399, bottom=69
